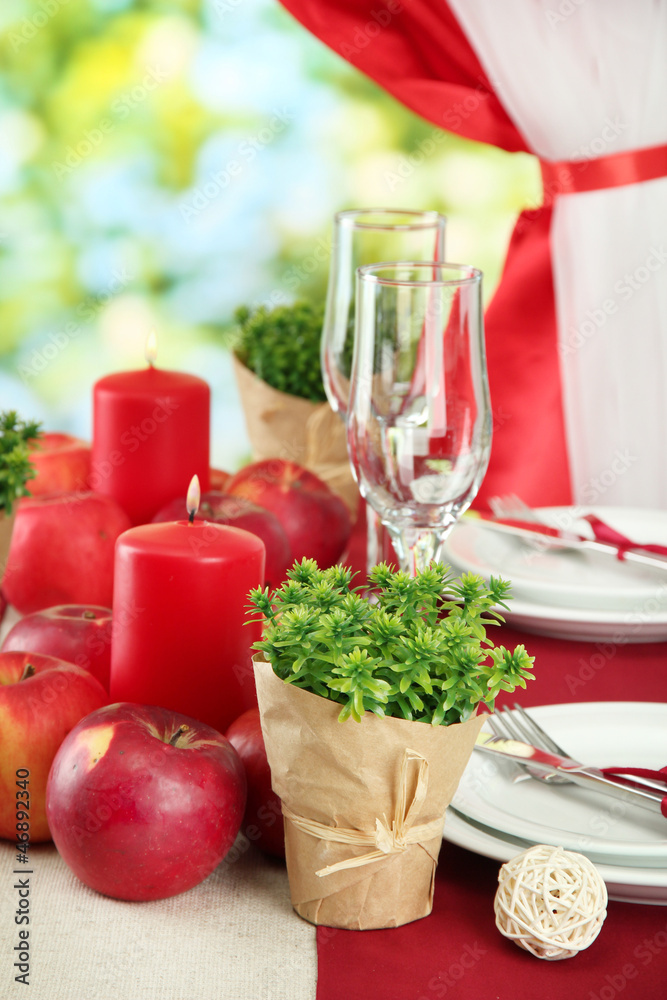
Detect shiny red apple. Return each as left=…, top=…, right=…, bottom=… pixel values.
left=226, top=460, right=352, bottom=569
left=152, top=492, right=291, bottom=587
left=3, top=492, right=131, bottom=614
left=28, top=432, right=91, bottom=496
left=226, top=708, right=284, bottom=858
left=46, top=703, right=247, bottom=900
left=0, top=651, right=108, bottom=842
left=209, top=468, right=231, bottom=491
left=1, top=606, right=113, bottom=692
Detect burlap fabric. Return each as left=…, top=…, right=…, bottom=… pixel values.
left=0, top=509, right=15, bottom=583
left=0, top=839, right=316, bottom=1000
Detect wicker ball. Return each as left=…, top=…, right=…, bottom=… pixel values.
left=494, top=844, right=608, bottom=960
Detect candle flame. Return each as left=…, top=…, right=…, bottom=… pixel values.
left=186, top=475, right=201, bottom=520
left=145, top=329, right=158, bottom=367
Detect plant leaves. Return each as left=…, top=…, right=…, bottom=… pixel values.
left=248, top=559, right=536, bottom=727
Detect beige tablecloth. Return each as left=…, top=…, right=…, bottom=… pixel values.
left=0, top=839, right=317, bottom=1000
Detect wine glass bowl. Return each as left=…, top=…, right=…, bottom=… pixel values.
left=347, top=262, right=491, bottom=576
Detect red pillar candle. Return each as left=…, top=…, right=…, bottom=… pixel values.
left=110, top=478, right=265, bottom=734
left=92, top=336, right=210, bottom=525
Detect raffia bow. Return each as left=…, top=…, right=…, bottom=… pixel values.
left=282, top=748, right=445, bottom=877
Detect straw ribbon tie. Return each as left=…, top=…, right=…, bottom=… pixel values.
left=282, top=748, right=445, bottom=877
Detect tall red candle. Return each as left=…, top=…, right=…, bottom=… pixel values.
left=92, top=341, right=210, bottom=525
left=110, top=484, right=265, bottom=734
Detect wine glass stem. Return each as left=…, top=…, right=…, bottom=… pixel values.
left=387, top=525, right=453, bottom=577
left=365, top=505, right=384, bottom=576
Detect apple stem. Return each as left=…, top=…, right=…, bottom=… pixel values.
left=169, top=724, right=190, bottom=746
left=19, top=664, right=35, bottom=681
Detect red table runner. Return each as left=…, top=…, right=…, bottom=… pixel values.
left=317, top=839, right=667, bottom=1000
left=319, top=513, right=667, bottom=999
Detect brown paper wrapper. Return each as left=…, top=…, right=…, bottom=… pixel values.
left=232, top=356, right=359, bottom=516
left=254, top=659, right=486, bottom=930
left=0, top=509, right=15, bottom=585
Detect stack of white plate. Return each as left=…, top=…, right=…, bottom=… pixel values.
left=444, top=702, right=667, bottom=904
left=443, top=506, right=667, bottom=641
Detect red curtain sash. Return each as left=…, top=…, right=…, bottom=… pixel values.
left=541, top=142, right=667, bottom=197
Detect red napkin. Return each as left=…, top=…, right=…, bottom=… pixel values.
left=600, top=766, right=667, bottom=818
left=583, top=514, right=667, bottom=560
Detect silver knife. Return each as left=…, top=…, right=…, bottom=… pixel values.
left=475, top=731, right=666, bottom=815
left=475, top=514, right=667, bottom=573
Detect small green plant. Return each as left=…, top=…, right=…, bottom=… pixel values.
left=233, top=301, right=326, bottom=402
left=249, top=560, right=535, bottom=727
left=0, top=411, right=42, bottom=515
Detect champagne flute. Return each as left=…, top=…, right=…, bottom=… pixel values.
left=347, top=262, right=491, bottom=576
left=321, top=209, right=446, bottom=571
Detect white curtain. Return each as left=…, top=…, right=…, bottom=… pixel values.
left=449, top=0, right=667, bottom=507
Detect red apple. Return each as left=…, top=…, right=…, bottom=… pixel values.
left=226, top=708, right=284, bottom=858
left=0, top=651, right=108, bottom=842
left=152, top=492, right=291, bottom=587
left=209, top=468, right=231, bottom=491
left=1, top=606, right=113, bottom=692
left=226, top=460, right=352, bottom=569
left=3, top=492, right=131, bottom=614
left=46, top=703, right=246, bottom=901
left=29, top=432, right=91, bottom=496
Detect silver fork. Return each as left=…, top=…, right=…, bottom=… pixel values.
left=488, top=494, right=583, bottom=555
left=497, top=702, right=571, bottom=756
left=488, top=494, right=539, bottom=521
left=491, top=703, right=667, bottom=794
left=486, top=705, right=570, bottom=784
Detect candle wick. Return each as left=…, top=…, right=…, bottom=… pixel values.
left=188, top=509, right=195, bottom=524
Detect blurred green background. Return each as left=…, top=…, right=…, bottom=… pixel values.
left=0, top=0, right=540, bottom=470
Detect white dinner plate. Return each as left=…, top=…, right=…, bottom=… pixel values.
left=444, top=507, right=667, bottom=613
left=451, top=702, right=667, bottom=868
left=443, top=809, right=667, bottom=905
left=496, top=593, right=667, bottom=643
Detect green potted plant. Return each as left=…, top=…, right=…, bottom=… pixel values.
left=0, top=411, right=41, bottom=578
left=232, top=302, right=357, bottom=513
left=249, top=559, right=535, bottom=930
